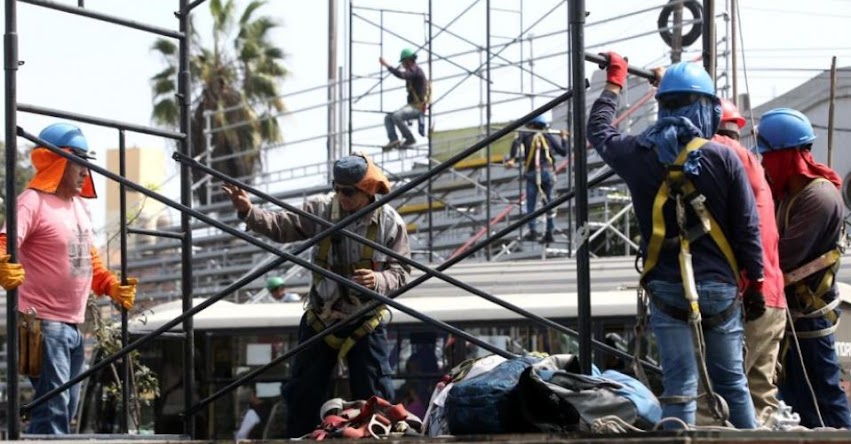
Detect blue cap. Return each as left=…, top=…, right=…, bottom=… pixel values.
left=333, top=155, right=368, bottom=186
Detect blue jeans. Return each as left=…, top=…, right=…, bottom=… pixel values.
left=648, top=280, right=756, bottom=429
left=778, top=299, right=851, bottom=429
left=27, top=320, right=85, bottom=434
left=284, top=312, right=394, bottom=438
left=384, top=105, right=421, bottom=143
left=525, top=170, right=555, bottom=233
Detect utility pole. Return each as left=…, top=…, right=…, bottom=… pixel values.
left=703, top=0, right=716, bottom=80
left=828, top=56, right=837, bottom=168
left=731, top=0, right=738, bottom=104
left=671, top=0, right=684, bottom=63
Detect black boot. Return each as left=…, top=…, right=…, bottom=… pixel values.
left=541, top=231, right=555, bottom=244
left=523, top=230, right=538, bottom=242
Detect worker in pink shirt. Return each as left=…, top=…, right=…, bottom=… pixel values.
left=0, top=122, right=138, bottom=434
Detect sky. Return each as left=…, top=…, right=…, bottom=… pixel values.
left=1, top=0, right=850, bottom=242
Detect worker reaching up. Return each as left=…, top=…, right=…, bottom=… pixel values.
left=757, top=108, right=851, bottom=429
left=380, top=48, right=429, bottom=150
left=587, top=53, right=761, bottom=429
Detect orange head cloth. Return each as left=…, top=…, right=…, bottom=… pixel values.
left=27, top=147, right=97, bottom=198
left=354, top=153, right=391, bottom=195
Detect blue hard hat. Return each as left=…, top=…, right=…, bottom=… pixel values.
left=529, top=112, right=550, bottom=127
left=38, top=122, right=95, bottom=159
left=756, top=108, right=816, bottom=154
left=655, top=62, right=715, bottom=98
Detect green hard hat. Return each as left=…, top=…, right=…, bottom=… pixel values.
left=266, top=276, right=285, bottom=290
left=399, top=48, right=417, bottom=62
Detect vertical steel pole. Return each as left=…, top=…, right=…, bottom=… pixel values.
left=703, top=0, right=716, bottom=81
left=569, top=0, right=592, bottom=375
left=485, top=0, right=492, bottom=261
left=4, top=0, right=20, bottom=438
left=828, top=56, right=837, bottom=168
left=347, top=0, right=354, bottom=154
left=119, top=130, right=130, bottom=433
left=731, top=0, right=737, bottom=103
left=427, top=0, right=434, bottom=263
left=327, top=0, right=338, bottom=179
left=178, top=0, right=195, bottom=437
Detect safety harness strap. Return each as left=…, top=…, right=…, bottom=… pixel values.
left=407, top=79, right=431, bottom=110
left=650, top=295, right=740, bottom=329
left=306, top=308, right=391, bottom=362
left=523, top=133, right=554, bottom=171
left=779, top=177, right=843, bottom=330
left=642, top=138, right=739, bottom=284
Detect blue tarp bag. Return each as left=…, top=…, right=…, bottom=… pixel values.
left=517, top=357, right=662, bottom=431
left=444, top=355, right=542, bottom=435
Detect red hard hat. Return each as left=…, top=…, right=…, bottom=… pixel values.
left=720, top=98, right=746, bottom=129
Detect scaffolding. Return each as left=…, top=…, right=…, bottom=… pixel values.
left=3, top=0, right=731, bottom=439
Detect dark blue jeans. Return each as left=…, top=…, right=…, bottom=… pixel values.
left=284, top=312, right=395, bottom=438
left=778, top=300, right=851, bottom=429
left=28, top=320, right=85, bottom=434
left=525, top=170, right=555, bottom=233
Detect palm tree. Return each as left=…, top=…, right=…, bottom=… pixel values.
left=150, top=0, right=287, bottom=204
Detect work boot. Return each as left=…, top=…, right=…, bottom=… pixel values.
left=402, top=138, right=417, bottom=148
left=523, top=230, right=538, bottom=242
left=383, top=140, right=401, bottom=151
left=541, top=231, right=555, bottom=244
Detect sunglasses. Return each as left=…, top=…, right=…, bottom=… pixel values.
left=657, top=93, right=703, bottom=111
left=333, top=184, right=360, bottom=197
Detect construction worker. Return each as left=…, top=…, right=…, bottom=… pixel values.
left=504, top=113, right=568, bottom=243
left=0, top=122, right=138, bottom=434
left=380, top=48, right=428, bottom=150
left=266, top=276, right=301, bottom=303
left=757, top=108, right=851, bottom=429
left=222, top=153, right=411, bottom=437
left=588, top=54, right=762, bottom=429
left=694, top=99, right=786, bottom=426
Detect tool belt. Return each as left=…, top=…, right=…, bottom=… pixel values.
left=649, top=293, right=740, bottom=329
left=306, top=307, right=391, bottom=362
left=18, top=309, right=42, bottom=378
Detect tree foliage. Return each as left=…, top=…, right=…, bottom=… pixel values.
left=150, top=0, right=287, bottom=204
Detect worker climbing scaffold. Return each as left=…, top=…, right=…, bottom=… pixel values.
left=504, top=113, right=568, bottom=244
left=380, top=48, right=430, bottom=151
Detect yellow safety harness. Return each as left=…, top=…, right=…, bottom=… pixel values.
left=407, top=77, right=431, bottom=112
left=522, top=133, right=555, bottom=171
left=639, top=137, right=739, bottom=422
left=642, top=138, right=739, bottom=287
left=779, top=178, right=843, bottom=339
left=308, top=197, right=390, bottom=361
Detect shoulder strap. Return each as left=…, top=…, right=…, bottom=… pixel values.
left=641, top=138, right=738, bottom=284
left=524, top=133, right=551, bottom=170
left=779, top=177, right=833, bottom=231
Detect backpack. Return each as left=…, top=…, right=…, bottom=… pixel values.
left=443, top=355, right=542, bottom=435
left=517, top=357, right=662, bottom=432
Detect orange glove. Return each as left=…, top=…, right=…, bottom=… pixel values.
left=108, top=277, right=138, bottom=310
left=0, top=254, right=25, bottom=290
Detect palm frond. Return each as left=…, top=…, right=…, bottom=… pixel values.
left=151, top=38, right=177, bottom=56
left=152, top=99, right=179, bottom=127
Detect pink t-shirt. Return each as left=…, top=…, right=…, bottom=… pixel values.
left=713, top=135, right=786, bottom=309
left=2, top=189, right=95, bottom=323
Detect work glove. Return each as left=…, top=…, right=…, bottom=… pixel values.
left=601, top=51, right=628, bottom=88
left=743, top=279, right=766, bottom=322
left=108, top=277, right=138, bottom=310
left=0, top=254, right=25, bottom=290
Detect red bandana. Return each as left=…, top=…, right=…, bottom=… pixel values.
left=761, top=149, right=841, bottom=201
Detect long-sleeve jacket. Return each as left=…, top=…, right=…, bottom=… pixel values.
left=387, top=65, right=427, bottom=108
left=776, top=179, right=844, bottom=301
left=587, top=90, right=763, bottom=284
left=242, top=193, right=411, bottom=317
left=509, top=131, right=568, bottom=171
left=713, top=134, right=785, bottom=308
